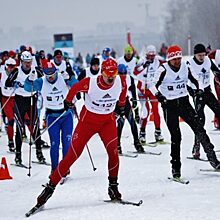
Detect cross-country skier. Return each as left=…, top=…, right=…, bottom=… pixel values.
left=187, top=43, right=220, bottom=159
left=134, top=45, right=164, bottom=144
left=0, top=58, right=17, bottom=152
left=5, top=51, right=46, bottom=165
left=32, top=58, right=127, bottom=208
left=24, top=62, right=78, bottom=173
left=150, top=45, right=220, bottom=178
left=115, top=63, right=144, bottom=154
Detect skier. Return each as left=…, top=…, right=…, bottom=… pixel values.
left=97, top=47, right=114, bottom=65
left=5, top=51, right=46, bottom=165
left=0, top=58, right=17, bottom=152
left=77, top=57, right=101, bottom=81
left=115, top=64, right=144, bottom=154
left=150, top=45, right=220, bottom=178
left=208, top=49, right=220, bottom=129
left=24, top=62, right=78, bottom=173
left=187, top=44, right=220, bottom=159
left=32, top=58, right=127, bottom=208
left=134, top=45, right=164, bottom=144
left=117, top=45, right=139, bottom=123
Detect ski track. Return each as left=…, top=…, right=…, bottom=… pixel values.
left=0, top=99, right=220, bottom=220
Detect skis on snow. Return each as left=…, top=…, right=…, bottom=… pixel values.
left=119, top=153, right=138, bottom=158
left=128, top=150, right=162, bottom=156
left=25, top=204, right=44, bottom=217
left=186, top=156, right=208, bottom=162
left=104, top=199, right=143, bottom=206
left=10, top=163, right=29, bottom=169
left=200, top=169, right=220, bottom=172
left=32, top=161, right=51, bottom=166
left=168, top=177, right=189, bottom=184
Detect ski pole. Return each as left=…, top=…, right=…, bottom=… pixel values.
left=27, top=82, right=34, bottom=177
left=32, top=110, right=67, bottom=145
left=72, top=105, right=97, bottom=171
left=132, top=99, right=158, bottom=102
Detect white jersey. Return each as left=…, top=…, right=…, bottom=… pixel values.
left=16, top=66, right=37, bottom=97
left=41, top=74, right=68, bottom=110
left=117, top=56, right=137, bottom=77
left=151, top=61, right=189, bottom=100
left=187, top=56, right=211, bottom=89
left=85, top=76, right=122, bottom=114
left=51, top=60, right=68, bottom=73
left=136, top=57, right=160, bottom=89
left=1, top=69, right=15, bottom=97
left=85, top=67, right=101, bottom=78
left=215, top=50, right=220, bottom=69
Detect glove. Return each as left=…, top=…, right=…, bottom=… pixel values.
left=155, top=92, right=167, bottom=107
left=13, top=81, right=22, bottom=89
left=64, top=100, right=76, bottom=111
left=143, top=61, right=151, bottom=69
left=194, top=89, right=204, bottom=101
left=132, top=100, right=137, bottom=109
left=114, top=105, right=125, bottom=117
left=28, top=70, right=36, bottom=81
left=61, top=71, right=69, bottom=80
left=76, top=92, right=81, bottom=100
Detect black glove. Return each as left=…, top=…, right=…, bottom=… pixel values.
left=76, top=92, right=81, bottom=100
left=132, top=100, right=137, bottom=109
left=143, top=61, right=151, bottom=69
left=64, top=100, right=75, bottom=111
left=194, top=89, right=204, bottom=100
left=114, top=105, right=125, bottom=117
left=155, top=92, right=167, bottom=107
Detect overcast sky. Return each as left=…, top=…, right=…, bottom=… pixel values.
left=0, top=0, right=169, bottom=32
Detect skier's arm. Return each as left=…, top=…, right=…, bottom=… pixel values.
left=128, top=76, right=137, bottom=104
left=118, top=75, right=127, bottom=107
left=210, top=59, right=220, bottom=78
left=65, top=77, right=90, bottom=102
left=77, top=69, right=86, bottom=81
left=5, top=68, right=18, bottom=87
left=188, top=67, right=200, bottom=90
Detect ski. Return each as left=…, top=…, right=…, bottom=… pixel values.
left=104, top=199, right=143, bottom=206
left=25, top=204, right=43, bottom=217
left=10, top=163, right=29, bottom=169
left=32, top=161, right=51, bottom=166
left=141, top=142, right=157, bottom=147
left=128, top=151, right=162, bottom=156
left=7, top=151, right=15, bottom=154
left=147, top=140, right=170, bottom=145
left=186, top=156, right=208, bottom=162
left=168, top=177, right=189, bottom=184
left=119, top=153, right=138, bottom=158
left=200, top=169, right=220, bottom=172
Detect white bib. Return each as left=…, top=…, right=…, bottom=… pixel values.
left=85, top=76, right=122, bottom=114
left=1, top=69, right=15, bottom=97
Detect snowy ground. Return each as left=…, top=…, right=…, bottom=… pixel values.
left=1, top=100, right=220, bottom=220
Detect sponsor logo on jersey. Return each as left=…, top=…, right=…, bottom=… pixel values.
left=201, top=68, right=206, bottom=73
left=52, top=87, right=58, bottom=91
left=102, top=93, right=111, bottom=99
left=175, top=75, right=180, bottom=80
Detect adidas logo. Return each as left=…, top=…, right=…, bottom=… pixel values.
left=150, top=67, right=153, bottom=70
left=52, top=87, right=58, bottom=91
left=102, top=93, right=111, bottom=98
left=175, top=75, right=180, bottom=80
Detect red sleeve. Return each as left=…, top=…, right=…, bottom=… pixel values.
left=208, top=50, right=216, bottom=59
left=66, top=77, right=90, bottom=102
left=118, top=75, right=127, bottom=107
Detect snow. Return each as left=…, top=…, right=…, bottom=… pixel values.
left=0, top=100, right=220, bottom=220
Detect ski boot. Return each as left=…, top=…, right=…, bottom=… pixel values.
left=154, top=129, right=164, bottom=142
left=36, top=149, right=46, bottom=163
left=15, top=152, right=22, bottom=165
left=41, top=140, right=50, bottom=149
left=171, top=159, right=181, bottom=178
left=118, top=145, right=122, bottom=155
left=192, top=143, right=200, bottom=159
left=134, top=140, right=145, bottom=153
left=37, top=181, right=56, bottom=206
left=139, top=130, right=146, bottom=144
left=108, top=177, right=122, bottom=200
left=172, top=168, right=181, bottom=178
left=206, top=151, right=220, bottom=169
left=8, top=140, right=15, bottom=152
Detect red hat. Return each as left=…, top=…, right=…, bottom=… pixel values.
left=42, top=62, right=57, bottom=75
left=167, top=45, right=182, bottom=61
left=101, top=58, right=118, bottom=77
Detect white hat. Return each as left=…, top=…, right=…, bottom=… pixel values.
left=146, top=45, right=156, bottom=55
left=5, top=57, right=16, bottom=66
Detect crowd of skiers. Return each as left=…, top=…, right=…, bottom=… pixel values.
left=1, top=43, right=220, bottom=208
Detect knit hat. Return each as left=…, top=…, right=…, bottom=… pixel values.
left=194, top=44, right=206, bottom=54
left=90, top=57, right=100, bottom=66
left=54, top=49, right=63, bottom=57
left=167, top=45, right=182, bottom=61
left=124, top=45, right=133, bottom=54
left=146, top=45, right=156, bottom=55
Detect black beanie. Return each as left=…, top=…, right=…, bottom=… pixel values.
left=54, top=49, right=63, bottom=57
left=90, top=57, right=100, bottom=66
left=194, top=44, right=206, bottom=54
